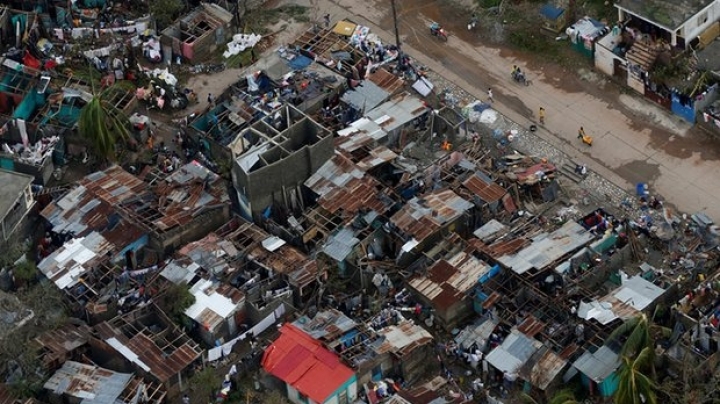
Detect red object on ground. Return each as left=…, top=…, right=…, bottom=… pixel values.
left=23, top=51, right=41, bottom=69
left=261, top=324, right=355, bottom=403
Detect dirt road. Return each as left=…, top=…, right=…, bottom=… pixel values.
left=276, top=0, right=720, bottom=220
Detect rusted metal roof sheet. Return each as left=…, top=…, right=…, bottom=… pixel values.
left=35, top=323, right=91, bottom=362
left=519, top=346, right=568, bottom=390
left=95, top=306, right=202, bottom=383
left=374, top=320, right=433, bottom=356
left=391, top=189, right=472, bottom=243
left=517, top=315, right=546, bottom=338
left=462, top=173, right=506, bottom=203
left=355, top=146, right=398, bottom=171
left=123, top=334, right=201, bottom=382
left=366, top=67, right=405, bottom=93
left=408, top=251, right=491, bottom=311
left=43, top=361, right=133, bottom=404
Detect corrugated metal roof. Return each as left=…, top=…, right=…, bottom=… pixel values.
left=341, top=80, right=389, bottom=112
left=322, top=227, right=360, bottom=262
left=374, top=320, right=433, bottom=356
left=496, top=221, right=594, bottom=274
left=365, top=93, right=428, bottom=134
left=485, top=329, right=542, bottom=374
left=572, top=346, right=620, bottom=382
left=462, top=173, right=506, bottom=203
left=355, top=146, right=398, bottom=171
left=454, top=318, right=498, bottom=350
left=262, top=324, right=355, bottom=404
left=185, top=278, right=243, bottom=329
left=37, top=232, right=114, bottom=290
left=391, top=189, right=472, bottom=243
left=366, top=67, right=404, bottom=93
left=519, top=346, right=568, bottom=390
left=35, top=323, right=91, bottom=361
left=409, top=251, right=491, bottom=311
left=95, top=306, right=202, bottom=383
left=612, top=275, right=665, bottom=311
left=336, top=118, right=387, bottom=153
left=43, top=361, right=132, bottom=404
left=293, top=309, right=357, bottom=340
left=472, top=219, right=508, bottom=242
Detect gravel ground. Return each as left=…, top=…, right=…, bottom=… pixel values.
left=408, top=60, right=666, bottom=224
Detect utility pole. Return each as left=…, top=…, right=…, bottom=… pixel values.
left=390, top=0, right=404, bottom=68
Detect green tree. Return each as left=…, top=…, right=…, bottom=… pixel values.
left=159, top=283, right=195, bottom=323
left=607, top=312, right=671, bottom=379
left=77, top=86, right=132, bottom=163
left=150, top=0, right=185, bottom=30
left=13, top=260, right=37, bottom=283
left=521, top=389, right=580, bottom=404
left=615, top=347, right=657, bottom=404
left=189, top=367, right=221, bottom=402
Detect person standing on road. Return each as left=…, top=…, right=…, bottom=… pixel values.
left=207, top=93, right=215, bottom=106
left=487, top=88, right=494, bottom=103
left=539, top=107, right=545, bottom=124
left=182, top=394, right=190, bottom=404
left=323, top=14, right=331, bottom=28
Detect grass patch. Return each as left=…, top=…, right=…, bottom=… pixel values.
left=225, top=48, right=256, bottom=69
left=507, top=31, right=565, bottom=63
left=245, top=5, right=309, bottom=33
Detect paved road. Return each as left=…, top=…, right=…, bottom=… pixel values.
left=282, top=0, right=720, bottom=220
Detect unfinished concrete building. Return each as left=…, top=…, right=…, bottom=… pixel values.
left=160, top=3, right=233, bottom=63
left=92, top=304, right=203, bottom=394
left=231, top=104, right=334, bottom=221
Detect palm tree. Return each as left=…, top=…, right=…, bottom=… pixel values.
left=521, top=389, right=579, bottom=404
left=607, top=312, right=671, bottom=379
left=615, top=347, right=657, bottom=404
left=77, top=84, right=132, bottom=163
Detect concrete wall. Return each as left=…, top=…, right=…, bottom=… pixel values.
left=232, top=118, right=333, bottom=218
left=149, top=205, right=230, bottom=255
left=681, top=1, right=720, bottom=44
left=595, top=32, right=626, bottom=77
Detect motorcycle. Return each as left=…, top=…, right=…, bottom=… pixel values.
left=430, top=23, right=448, bottom=41
left=468, top=16, right=478, bottom=31
left=511, top=70, right=530, bottom=86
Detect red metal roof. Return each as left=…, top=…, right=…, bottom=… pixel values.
left=262, top=324, right=354, bottom=403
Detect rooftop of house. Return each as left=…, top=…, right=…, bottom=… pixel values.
left=42, top=164, right=229, bottom=239
left=160, top=258, right=245, bottom=332
left=305, top=152, right=396, bottom=217
left=262, top=324, right=355, bottom=404
left=364, top=93, right=428, bottom=135
left=615, top=0, right=715, bottom=30
left=0, top=169, right=32, bottom=221
left=34, top=322, right=92, bottom=368
left=372, top=320, right=434, bottom=356
left=485, top=220, right=595, bottom=274
left=409, top=246, right=494, bottom=311
left=217, top=218, right=320, bottom=289
left=391, top=189, right=473, bottom=245
left=577, top=274, right=666, bottom=325
left=43, top=361, right=133, bottom=404
left=94, top=305, right=202, bottom=383
left=293, top=309, right=358, bottom=340
left=36, top=231, right=134, bottom=290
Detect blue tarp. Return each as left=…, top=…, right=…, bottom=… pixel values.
left=286, top=55, right=313, bottom=70
left=540, top=4, right=565, bottom=20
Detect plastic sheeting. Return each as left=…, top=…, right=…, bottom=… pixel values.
left=223, top=33, right=262, bottom=58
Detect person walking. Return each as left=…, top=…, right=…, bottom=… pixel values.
left=182, top=394, right=190, bottom=404
left=323, top=14, right=331, bottom=28
left=487, top=88, right=494, bottom=103
left=538, top=107, right=545, bottom=124
left=207, top=93, right=215, bottom=107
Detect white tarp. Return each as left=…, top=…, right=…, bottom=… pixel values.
left=223, top=33, right=262, bottom=58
